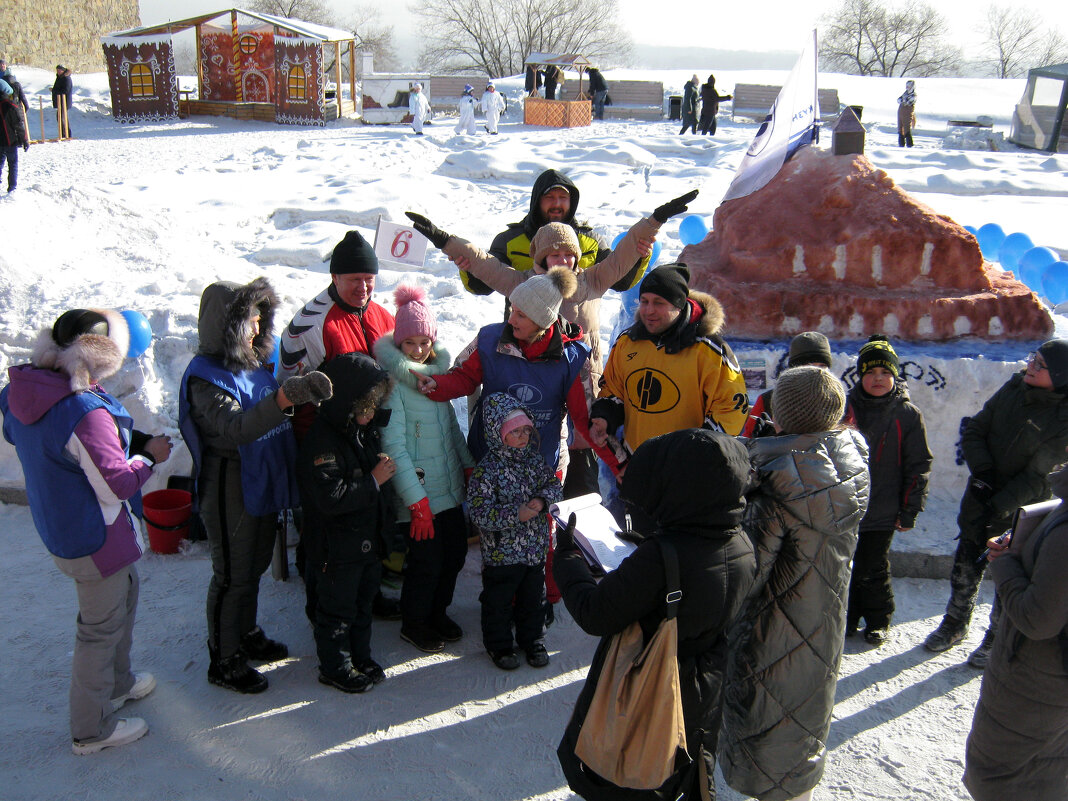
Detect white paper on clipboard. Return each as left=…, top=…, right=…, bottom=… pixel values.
left=551, top=493, right=636, bottom=573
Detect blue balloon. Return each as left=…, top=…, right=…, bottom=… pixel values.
left=1019, top=246, right=1059, bottom=292
left=1041, top=261, right=1068, bottom=305
left=611, top=231, right=626, bottom=250
left=997, top=232, right=1035, bottom=271
left=976, top=223, right=1005, bottom=259
left=963, top=225, right=978, bottom=236
left=678, top=215, right=709, bottom=246
left=120, top=310, right=153, bottom=359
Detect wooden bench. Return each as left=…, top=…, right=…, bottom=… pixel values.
left=948, top=118, right=993, bottom=128
left=559, top=79, right=664, bottom=120
left=731, top=84, right=842, bottom=122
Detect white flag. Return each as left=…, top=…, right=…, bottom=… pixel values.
left=723, top=30, right=819, bottom=203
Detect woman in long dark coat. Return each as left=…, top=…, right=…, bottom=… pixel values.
left=963, top=461, right=1068, bottom=800
left=554, top=429, right=757, bottom=800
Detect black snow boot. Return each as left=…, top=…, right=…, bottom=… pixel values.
left=208, top=647, right=269, bottom=694
left=924, top=615, right=968, bottom=653
left=241, top=626, right=289, bottom=662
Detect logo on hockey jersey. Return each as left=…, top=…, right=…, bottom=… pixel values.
left=624, top=368, right=680, bottom=413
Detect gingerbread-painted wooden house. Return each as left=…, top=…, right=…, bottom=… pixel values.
left=102, top=8, right=357, bottom=126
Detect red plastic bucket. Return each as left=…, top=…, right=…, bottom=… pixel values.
left=142, top=489, right=192, bottom=554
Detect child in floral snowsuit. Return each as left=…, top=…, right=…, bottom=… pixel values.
left=467, top=392, right=562, bottom=671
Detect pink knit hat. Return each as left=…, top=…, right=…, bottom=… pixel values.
left=500, top=409, right=534, bottom=441
left=392, top=284, right=437, bottom=343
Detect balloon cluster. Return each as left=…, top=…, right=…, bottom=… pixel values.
left=966, top=223, right=1068, bottom=305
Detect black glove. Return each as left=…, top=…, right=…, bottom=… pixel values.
left=23, top=142, right=29, bottom=152
left=968, top=472, right=996, bottom=503
left=652, top=189, right=699, bottom=223
left=749, top=413, right=777, bottom=438
left=405, top=211, right=451, bottom=249
left=282, top=371, right=333, bottom=406
left=556, top=513, right=578, bottom=553
left=129, top=429, right=152, bottom=458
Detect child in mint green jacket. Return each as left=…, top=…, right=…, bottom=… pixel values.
left=374, top=285, right=474, bottom=655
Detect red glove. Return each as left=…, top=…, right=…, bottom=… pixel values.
left=408, top=497, right=435, bottom=541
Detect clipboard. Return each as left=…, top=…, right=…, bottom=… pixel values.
left=550, top=493, right=637, bottom=573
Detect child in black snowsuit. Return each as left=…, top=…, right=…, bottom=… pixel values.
left=298, top=352, right=396, bottom=693
left=844, top=335, right=932, bottom=646
left=925, top=338, right=1068, bottom=666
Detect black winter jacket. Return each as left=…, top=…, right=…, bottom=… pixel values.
left=555, top=429, right=757, bottom=800
left=298, top=352, right=395, bottom=571
left=961, top=372, right=1068, bottom=519
left=846, top=380, right=931, bottom=530
left=1, top=97, right=27, bottom=148
left=699, top=79, right=730, bottom=117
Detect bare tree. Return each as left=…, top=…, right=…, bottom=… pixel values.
left=819, top=0, right=961, bottom=77
left=248, top=1, right=397, bottom=74
left=980, top=5, right=1068, bottom=78
left=411, top=0, right=633, bottom=77
left=249, top=0, right=334, bottom=26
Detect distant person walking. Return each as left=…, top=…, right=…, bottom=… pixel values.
left=0, top=60, right=30, bottom=113
left=587, top=67, right=609, bottom=121
left=679, top=74, right=700, bottom=135
left=897, top=80, right=916, bottom=148
left=408, top=83, right=430, bottom=136
left=698, top=74, right=731, bottom=135
left=1, top=80, right=29, bottom=192
left=479, top=82, right=506, bottom=135
left=544, top=66, right=563, bottom=101
left=456, top=84, right=477, bottom=135
left=52, top=65, right=73, bottom=136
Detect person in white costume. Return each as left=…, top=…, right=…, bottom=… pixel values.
left=455, top=85, right=478, bottom=135
left=479, top=82, right=506, bottom=135
left=408, top=83, right=430, bottom=135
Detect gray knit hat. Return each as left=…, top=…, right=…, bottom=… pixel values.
left=509, top=267, right=577, bottom=330
left=772, top=366, right=845, bottom=434
left=788, top=331, right=833, bottom=368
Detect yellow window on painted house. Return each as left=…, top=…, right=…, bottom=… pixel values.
left=240, top=35, right=258, bottom=54
left=130, top=63, right=154, bottom=97
left=288, top=66, right=306, bottom=101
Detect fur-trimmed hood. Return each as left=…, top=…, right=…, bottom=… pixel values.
left=30, top=308, right=129, bottom=392
left=196, top=277, right=277, bottom=373
left=628, top=289, right=726, bottom=354
left=317, top=352, right=394, bottom=435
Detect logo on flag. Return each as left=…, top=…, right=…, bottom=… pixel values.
left=723, top=30, right=820, bottom=203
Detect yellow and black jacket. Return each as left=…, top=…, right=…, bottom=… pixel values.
left=592, top=291, right=749, bottom=453
left=460, top=168, right=650, bottom=296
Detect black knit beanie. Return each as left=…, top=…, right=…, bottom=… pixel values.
left=788, top=331, right=833, bottom=368
left=1038, top=339, right=1068, bottom=393
left=857, top=334, right=899, bottom=378
left=772, top=366, right=846, bottom=434
left=639, top=264, right=690, bottom=311
left=330, top=231, right=379, bottom=275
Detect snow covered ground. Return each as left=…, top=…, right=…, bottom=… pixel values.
left=0, top=64, right=1059, bottom=798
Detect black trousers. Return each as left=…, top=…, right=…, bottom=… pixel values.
left=848, top=529, right=895, bottom=629
left=945, top=491, right=1014, bottom=625
left=679, top=112, right=698, bottom=135
left=698, top=112, right=717, bottom=135
left=307, top=558, right=381, bottom=676
left=399, top=505, right=468, bottom=627
left=480, top=563, right=546, bottom=653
